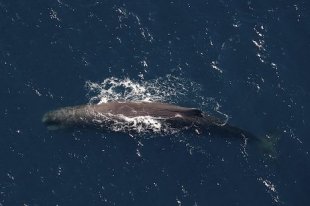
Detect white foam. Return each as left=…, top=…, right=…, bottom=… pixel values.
left=85, top=75, right=201, bottom=105
left=112, top=114, right=165, bottom=133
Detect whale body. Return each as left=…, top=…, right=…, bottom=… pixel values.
left=42, top=101, right=254, bottom=138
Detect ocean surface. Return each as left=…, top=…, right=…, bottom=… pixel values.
left=1, top=0, right=310, bottom=205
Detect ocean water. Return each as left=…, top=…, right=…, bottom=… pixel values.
left=1, top=0, right=310, bottom=205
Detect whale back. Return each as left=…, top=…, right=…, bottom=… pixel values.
left=93, top=102, right=204, bottom=119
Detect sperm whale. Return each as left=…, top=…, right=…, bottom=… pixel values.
left=42, top=101, right=254, bottom=138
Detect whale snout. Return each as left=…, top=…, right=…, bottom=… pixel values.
left=42, top=111, right=64, bottom=130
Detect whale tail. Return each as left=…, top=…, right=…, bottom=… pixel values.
left=223, top=125, right=280, bottom=157
left=255, top=130, right=280, bottom=158
left=210, top=123, right=258, bottom=140
left=204, top=122, right=280, bottom=157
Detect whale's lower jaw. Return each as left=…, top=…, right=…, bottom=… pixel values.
left=46, top=125, right=65, bottom=130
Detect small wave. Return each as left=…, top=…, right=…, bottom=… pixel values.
left=258, top=177, right=282, bottom=204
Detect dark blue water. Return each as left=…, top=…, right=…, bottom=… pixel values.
left=1, top=0, right=310, bottom=205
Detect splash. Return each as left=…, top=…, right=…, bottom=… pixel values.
left=85, top=75, right=201, bottom=105
left=98, top=114, right=175, bottom=135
